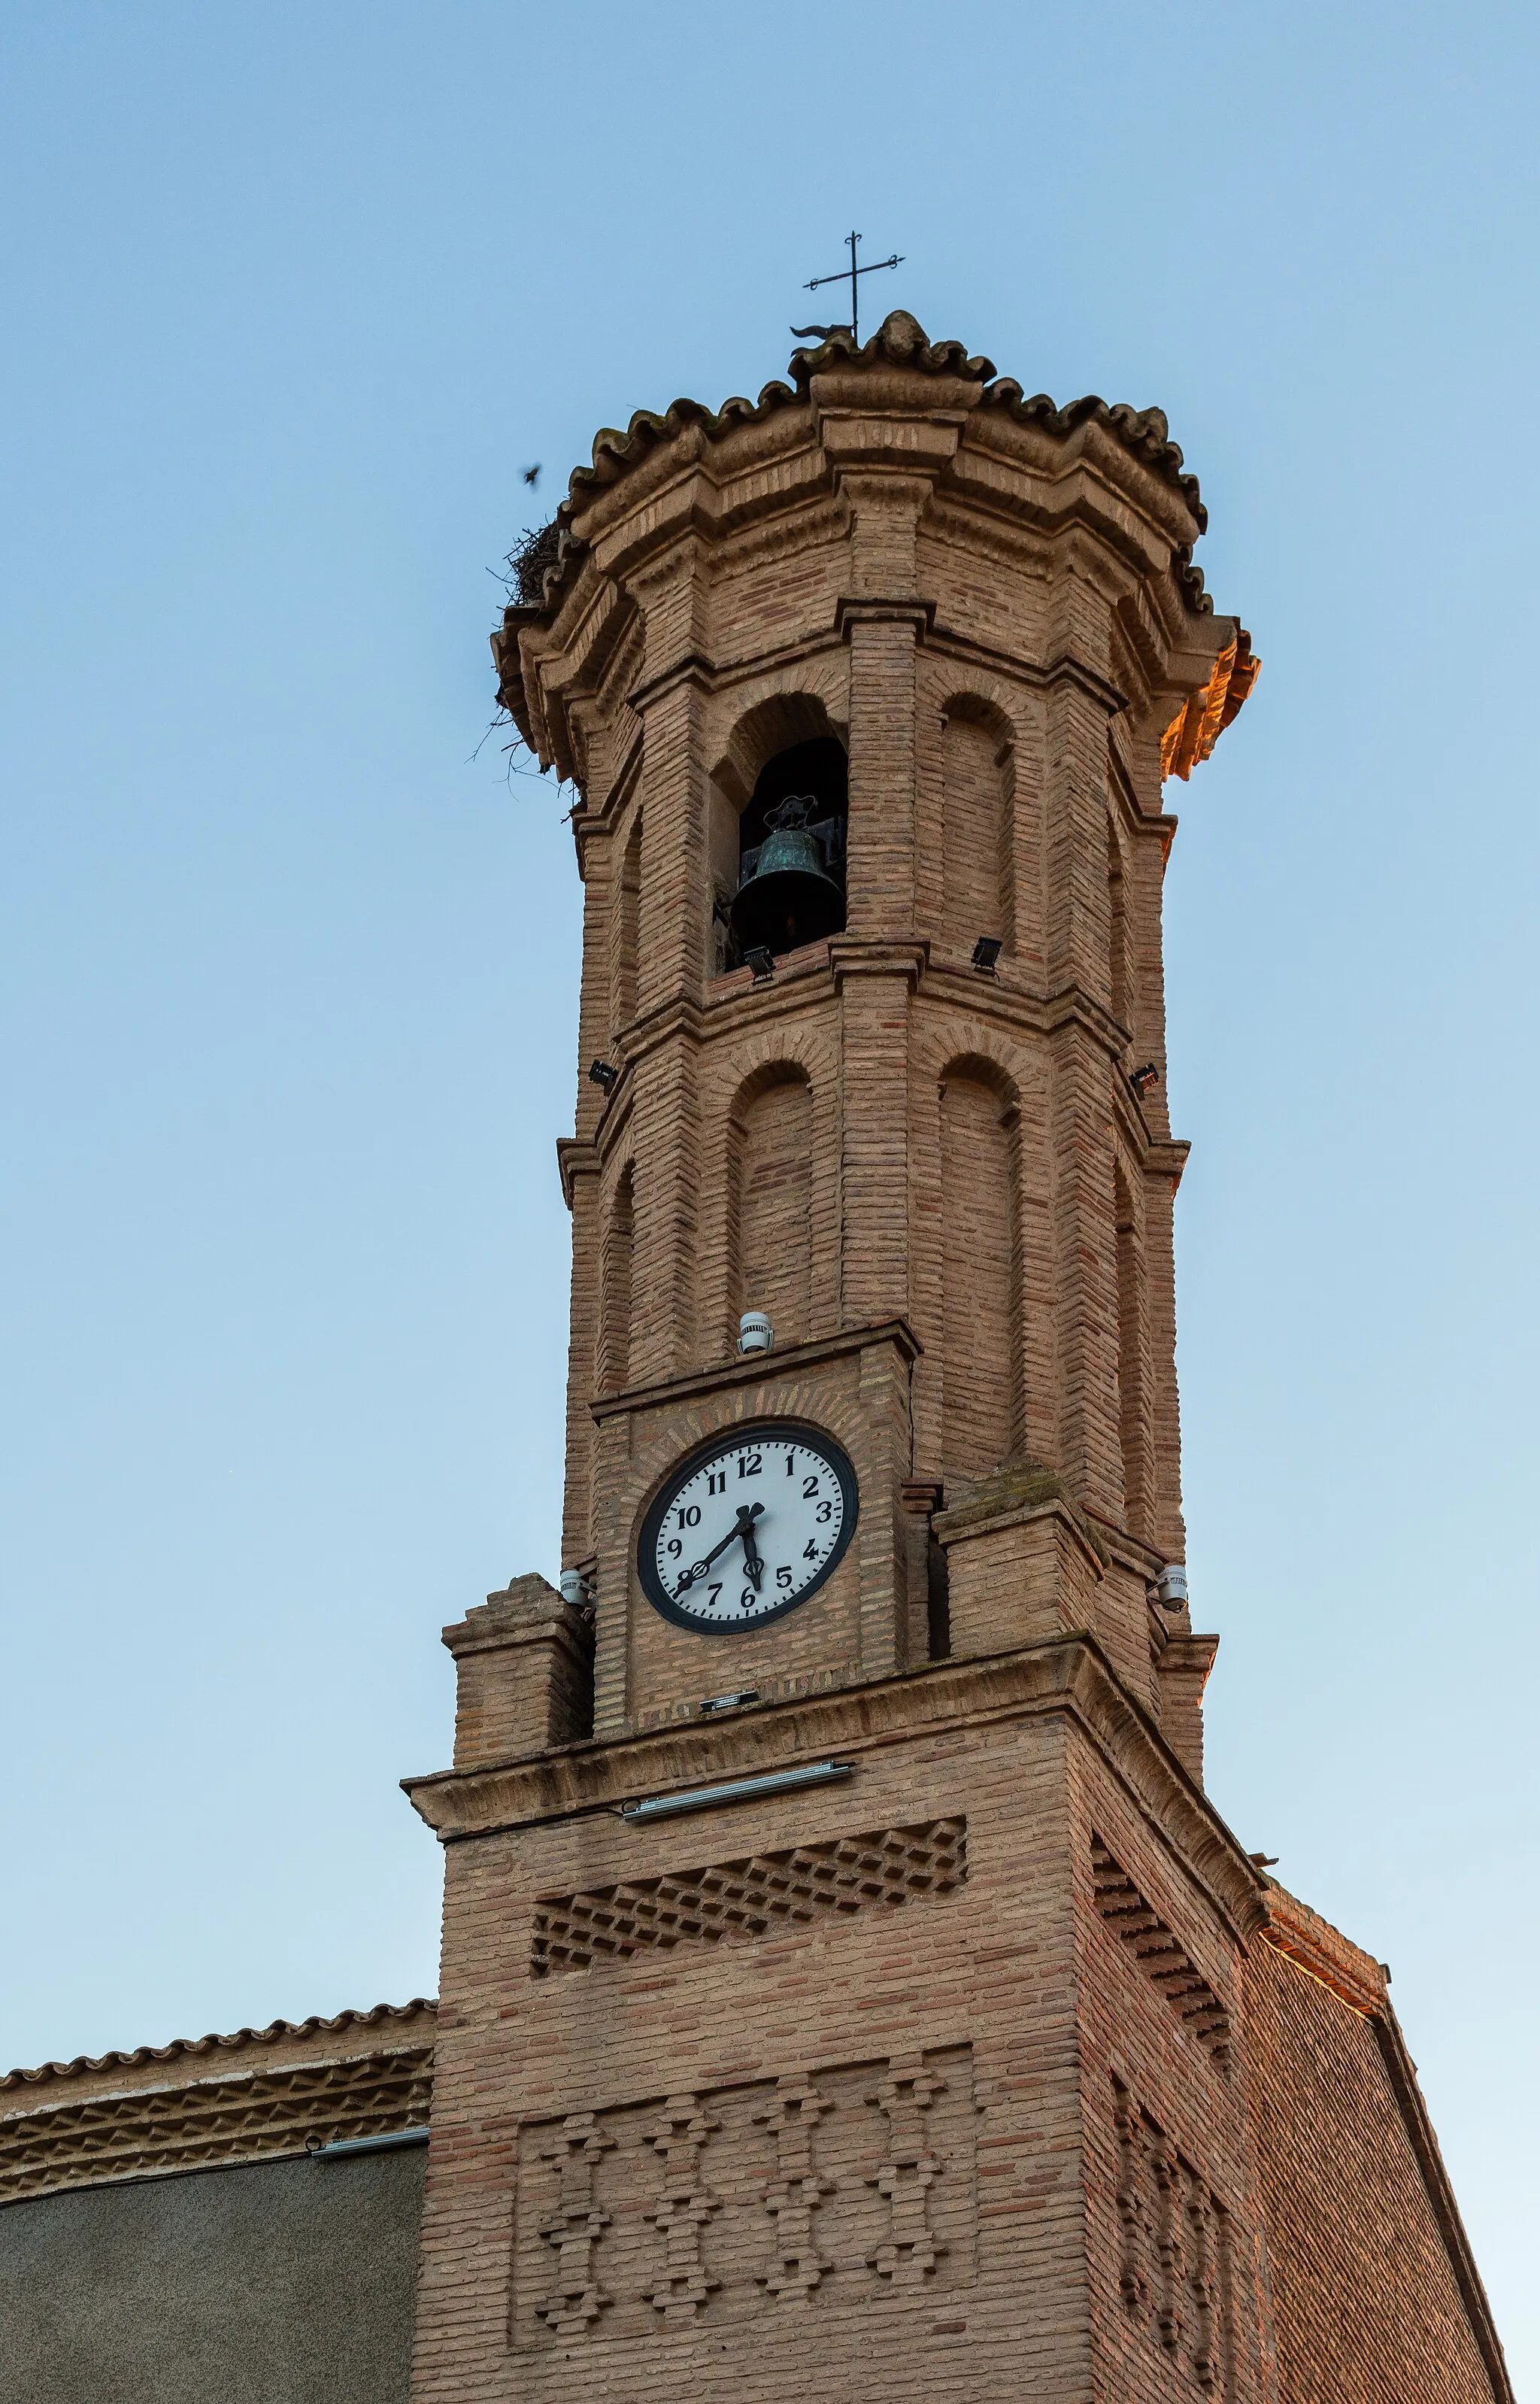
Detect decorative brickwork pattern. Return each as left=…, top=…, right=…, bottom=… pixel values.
left=0, top=2044, right=433, bottom=2202
left=530, top=1817, right=967, bottom=1975
left=511, top=2045, right=975, bottom=2348
left=1091, top=1834, right=1232, bottom=2068
left=1114, top=2075, right=1233, bottom=2395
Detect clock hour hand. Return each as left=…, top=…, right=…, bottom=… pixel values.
left=740, top=1514, right=765, bottom=1592
left=675, top=1502, right=763, bottom=1596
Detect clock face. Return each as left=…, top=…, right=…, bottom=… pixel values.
left=638, top=1421, right=859, bottom=1634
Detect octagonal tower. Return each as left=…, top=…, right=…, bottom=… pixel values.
left=498, top=310, right=1254, bottom=1752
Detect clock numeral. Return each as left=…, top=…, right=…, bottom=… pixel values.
left=675, top=1504, right=702, bottom=1529
left=802, top=1474, right=820, bottom=1499
left=707, top=1470, right=726, bottom=1495
left=785, top=1452, right=796, bottom=1475
left=816, top=1500, right=833, bottom=1522
left=803, top=1540, right=819, bottom=1561
left=705, top=1583, right=722, bottom=1609
left=666, top=1538, right=682, bottom=1557
left=739, top=1586, right=756, bottom=1610
left=776, top=1565, right=793, bottom=1589
left=737, top=1452, right=762, bottom=1477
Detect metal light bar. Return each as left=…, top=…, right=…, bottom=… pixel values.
left=623, top=1761, right=853, bottom=1823
left=311, top=2126, right=429, bottom=2163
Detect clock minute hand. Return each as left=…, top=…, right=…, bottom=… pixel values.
left=740, top=1513, right=766, bottom=1592
left=675, top=1502, right=763, bottom=1596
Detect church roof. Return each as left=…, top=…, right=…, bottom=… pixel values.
left=0, top=1998, right=436, bottom=2096
left=517, top=310, right=1214, bottom=621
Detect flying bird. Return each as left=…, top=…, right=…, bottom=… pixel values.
left=522, top=463, right=541, bottom=487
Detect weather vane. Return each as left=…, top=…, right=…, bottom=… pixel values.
left=791, top=231, right=904, bottom=348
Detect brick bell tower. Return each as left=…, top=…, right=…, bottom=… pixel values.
left=402, top=315, right=1510, bottom=2404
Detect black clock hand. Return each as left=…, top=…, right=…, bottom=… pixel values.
left=675, top=1503, right=763, bottom=1596
left=740, top=1516, right=765, bottom=1592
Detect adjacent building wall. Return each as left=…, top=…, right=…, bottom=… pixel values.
left=0, top=2002, right=435, bottom=2404
left=0, top=2146, right=425, bottom=2404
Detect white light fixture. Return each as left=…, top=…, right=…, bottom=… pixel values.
left=623, top=1761, right=853, bottom=1823
left=738, top=1310, right=773, bottom=1355
left=1154, top=1564, right=1189, bottom=1611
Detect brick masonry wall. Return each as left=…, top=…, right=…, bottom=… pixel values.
left=1240, top=1923, right=1508, bottom=2403
left=423, top=321, right=1514, bottom=2404
left=1066, top=1741, right=1278, bottom=2404
left=412, top=1706, right=1108, bottom=2404
left=587, top=1327, right=918, bottom=1733
left=520, top=330, right=1236, bottom=1742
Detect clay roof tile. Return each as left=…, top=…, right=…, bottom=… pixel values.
left=0, top=1999, right=437, bottom=2095
left=514, top=312, right=1211, bottom=623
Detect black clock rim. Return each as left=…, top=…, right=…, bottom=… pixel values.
left=637, top=1419, right=859, bottom=1635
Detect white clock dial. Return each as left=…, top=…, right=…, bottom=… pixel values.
left=637, top=1421, right=859, bottom=1632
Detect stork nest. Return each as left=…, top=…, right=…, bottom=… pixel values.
left=504, top=518, right=562, bottom=607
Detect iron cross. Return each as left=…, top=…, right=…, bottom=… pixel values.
left=792, top=232, right=904, bottom=347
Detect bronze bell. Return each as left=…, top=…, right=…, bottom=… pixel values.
left=729, top=794, right=845, bottom=958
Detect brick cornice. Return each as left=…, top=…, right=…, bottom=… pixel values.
left=555, top=1137, right=599, bottom=1207
left=1144, top=1137, right=1191, bottom=1184
left=588, top=1316, right=921, bottom=1424
left=401, top=1632, right=1268, bottom=1944
left=0, top=2041, right=434, bottom=2205
left=1036, top=649, right=1130, bottom=715
left=1040, top=977, right=1134, bottom=1055
left=828, top=935, right=929, bottom=989
left=1259, top=1884, right=1386, bottom=2018
left=1085, top=1510, right=1166, bottom=1582
left=623, top=651, right=716, bottom=715
left=925, top=622, right=1129, bottom=715
left=935, top=1459, right=1111, bottom=1576
left=833, top=596, right=935, bottom=639
left=578, top=956, right=1190, bottom=1191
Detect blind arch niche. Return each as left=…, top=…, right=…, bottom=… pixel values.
left=938, top=1057, right=1023, bottom=1482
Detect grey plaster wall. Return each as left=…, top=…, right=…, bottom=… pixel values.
left=0, top=2144, right=424, bottom=2404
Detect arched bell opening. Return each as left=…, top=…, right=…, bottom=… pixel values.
left=727, top=736, right=848, bottom=964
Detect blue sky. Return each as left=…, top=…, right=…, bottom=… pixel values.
left=4, top=0, right=1536, bottom=2379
